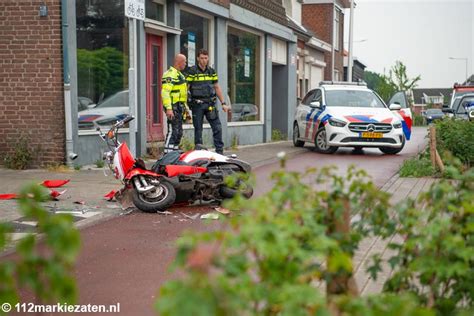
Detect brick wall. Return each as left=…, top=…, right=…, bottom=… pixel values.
left=302, top=3, right=345, bottom=81
left=0, top=0, right=65, bottom=168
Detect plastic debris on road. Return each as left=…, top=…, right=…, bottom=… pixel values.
left=181, top=213, right=200, bottom=220
left=214, top=207, right=230, bottom=215
left=0, top=194, right=18, bottom=200
left=200, top=213, right=220, bottom=220
left=41, top=179, right=70, bottom=188
left=104, top=190, right=117, bottom=201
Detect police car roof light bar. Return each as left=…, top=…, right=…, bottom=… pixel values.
left=319, top=80, right=367, bottom=87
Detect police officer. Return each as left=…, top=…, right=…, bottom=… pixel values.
left=161, top=54, right=190, bottom=153
left=186, top=49, right=230, bottom=155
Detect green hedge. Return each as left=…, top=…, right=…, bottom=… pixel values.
left=435, top=119, right=474, bottom=167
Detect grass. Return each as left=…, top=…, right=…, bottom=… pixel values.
left=95, top=159, right=105, bottom=168
left=231, top=133, right=239, bottom=150
left=46, top=163, right=74, bottom=173
left=179, top=137, right=195, bottom=152
left=399, top=156, right=436, bottom=177
left=271, top=129, right=286, bottom=142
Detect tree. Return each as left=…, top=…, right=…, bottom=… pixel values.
left=364, top=71, right=397, bottom=103
left=388, top=61, right=421, bottom=92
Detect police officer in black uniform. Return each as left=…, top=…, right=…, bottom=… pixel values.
left=186, top=49, right=230, bottom=154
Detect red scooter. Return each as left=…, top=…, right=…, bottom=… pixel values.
left=97, top=116, right=253, bottom=213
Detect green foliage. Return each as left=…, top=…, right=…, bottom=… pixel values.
left=156, top=166, right=409, bottom=315
left=179, top=136, right=195, bottom=151
left=388, top=61, right=421, bottom=93
left=77, top=47, right=128, bottom=102
left=399, top=153, right=436, bottom=177
left=3, top=135, right=33, bottom=170
left=0, top=184, right=80, bottom=309
left=383, top=170, right=474, bottom=314
left=95, top=159, right=105, bottom=168
left=364, top=71, right=397, bottom=103
left=74, top=164, right=82, bottom=171
left=271, top=129, right=286, bottom=142
left=435, top=118, right=474, bottom=168
left=231, top=133, right=239, bottom=150
left=413, top=113, right=427, bottom=126
left=365, top=61, right=420, bottom=105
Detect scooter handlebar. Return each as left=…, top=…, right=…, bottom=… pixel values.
left=122, top=115, right=135, bottom=125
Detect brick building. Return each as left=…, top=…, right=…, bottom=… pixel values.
left=0, top=0, right=65, bottom=167
left=0, top=0, right=298, bottom=167
left=302, top=0, right=350, bottom=81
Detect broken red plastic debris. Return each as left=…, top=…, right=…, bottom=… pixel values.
left=41, top=179, right=70, bottom=188
left=0, top=194, right=18, bottom=200
left=50, top=189, right=67, bottom=200
left=104, top=190, right=117, bottom=201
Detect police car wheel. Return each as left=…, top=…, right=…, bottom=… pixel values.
left=379, top=137, right=405, bottom=155
left=293, top=123, right=305, bottom=147
left=314, top=127, right=338, bottom=154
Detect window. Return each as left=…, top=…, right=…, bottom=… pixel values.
left=313, top=89, right=322, bottom=103
left=334, top=8, right=340, bottom=51
left=227, top=26, right=262, bottom=123
left=146, top=0, right=165, bottom=22
left=325, top=90, right=385, bottom=108
left=388, top=91, right=408, bottom=108
left=302, top=90, right=316, bottom=105
left=76, top=0, right=129, bottom=131
left=299, top=78, right=304, bottom=99
left=180, top=9, right=210, bottom=70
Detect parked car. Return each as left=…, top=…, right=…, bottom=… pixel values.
left=78, top=96, right=96, bottom=111
left=443, top=93, right=474, bottom=121
left=293, top=82, right=412, bottom=155
left=230, top=103, right=258, bottom=122
left=78, top=90, right=129, bottom=130
left=423, top=108, right=445, bottom=124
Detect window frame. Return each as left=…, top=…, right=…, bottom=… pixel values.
left=179, top=6, right=215, bottom=67
left=145, top=0, right=167, bottom=25
left=76, top=1, right=130, bottom=136
left=226, top=22, right=265, bottom=126
left=334, top=8, right=340, bottom=51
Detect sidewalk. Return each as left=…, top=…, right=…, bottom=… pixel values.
left=0, top=141, right=306, bottom=240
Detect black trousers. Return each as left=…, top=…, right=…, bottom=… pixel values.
left=191, top=102, right=224, bottom=153
left=164, top=103, right=183, bottom=153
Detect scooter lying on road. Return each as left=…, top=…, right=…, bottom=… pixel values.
left=97, top=115, right=253, bottom=213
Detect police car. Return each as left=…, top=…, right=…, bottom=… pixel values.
left=293, top=82, right=412, bottom=154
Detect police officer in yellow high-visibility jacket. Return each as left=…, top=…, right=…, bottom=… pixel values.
left=161, top=54, right=190, bottom=153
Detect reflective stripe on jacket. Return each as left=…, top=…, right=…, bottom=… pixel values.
left=161, top=66, right=187, bottom=111
left=186, top=65, right=218, bottom=100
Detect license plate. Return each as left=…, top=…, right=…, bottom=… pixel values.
left=361, top=132, right=383, bottom=138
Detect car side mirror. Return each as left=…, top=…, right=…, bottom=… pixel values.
left=442, top=108, right=454, bottom=114
left=389, top=103, right=402, bottom=111
left=310, top=101, right=321, bottom=108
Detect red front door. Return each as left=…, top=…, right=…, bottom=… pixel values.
left=146, top=34, right=164, bottom=141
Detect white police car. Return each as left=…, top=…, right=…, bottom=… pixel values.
left=293, top=82, right=413, bottom=154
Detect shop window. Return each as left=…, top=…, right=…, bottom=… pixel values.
left=180, top=10, right=210, bottom=70
left=76, top=0, right=129, bottom=131
left=227, top=26, right=262, bottom=123
left=146, top=0, right=165, bottom=23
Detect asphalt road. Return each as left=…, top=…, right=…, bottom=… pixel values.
left=14, top=127, right=428, bottom=316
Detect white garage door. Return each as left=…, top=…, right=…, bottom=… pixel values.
left=311, top=66, right=324, bottom=89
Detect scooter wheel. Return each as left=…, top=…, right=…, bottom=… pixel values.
left=132, top=180, right=176, bottom=213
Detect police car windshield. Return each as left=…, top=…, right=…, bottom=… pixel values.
left=325, top=90, right=385, bottom=108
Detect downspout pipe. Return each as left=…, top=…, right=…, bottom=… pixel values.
left=61, top=0, right=77, bottom=164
